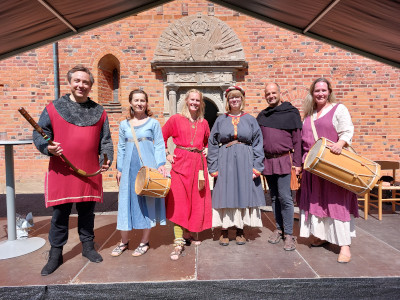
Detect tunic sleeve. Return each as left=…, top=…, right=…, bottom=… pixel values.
left=116, top=121, right=126, bottom=172
left=99, top=113, right=114, bottom=166
left=203, top=121, right=210, bottom=148
left=207, top=117, right=220, bottom=174
left=292, top=128, right=302, bottom=167
left=333, top=104, right=354, bottom=145
left=33, top=107, right=53, bottom=156
left=153, top=119, right=167, bottom=168
left=162, top=116, right=175, bottom=148
left=251, top=117, right=265, bottom=173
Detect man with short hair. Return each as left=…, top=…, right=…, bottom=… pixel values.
left=256, top=83, right=302, bottom=251
left=33, top=65, right=113, bottom=275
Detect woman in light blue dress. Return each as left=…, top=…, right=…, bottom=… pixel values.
left=111, top=89, right=167, bottom=257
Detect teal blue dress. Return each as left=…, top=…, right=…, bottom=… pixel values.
left=116, top=118, right=166, bottom=230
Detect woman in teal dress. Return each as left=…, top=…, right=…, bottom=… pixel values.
left=111, top=89, right=167, bottom=257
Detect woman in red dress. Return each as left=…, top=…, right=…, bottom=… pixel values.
left=162, top=89, right=212, bottom=260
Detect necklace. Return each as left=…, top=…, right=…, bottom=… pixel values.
left=189, top=120, right=198, bottom=145
left=189, top=116, right=197, bottom=129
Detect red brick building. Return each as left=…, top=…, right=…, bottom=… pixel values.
left=0, top=0, right=399, bottom=192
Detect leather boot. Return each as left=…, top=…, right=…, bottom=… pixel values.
left=82, top=241, right=103, bottom=263
left=41, top=246, right=63, bottom=276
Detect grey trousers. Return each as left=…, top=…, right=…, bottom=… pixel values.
left=266, top=174, right=294, bottom=235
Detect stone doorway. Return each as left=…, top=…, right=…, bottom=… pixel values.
left=151, top=13, right=248, bottom=120
left=204, top=97, right=219, bottom=130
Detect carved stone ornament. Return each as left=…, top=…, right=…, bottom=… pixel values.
left=153, top=13, right=245, bottom=62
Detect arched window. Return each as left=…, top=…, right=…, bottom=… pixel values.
left=98, top=54, right=122, bottom=113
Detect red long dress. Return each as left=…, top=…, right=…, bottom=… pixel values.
left=162, top=114, right=212, bottom=232
left=44, top=102, right=104, bottom=208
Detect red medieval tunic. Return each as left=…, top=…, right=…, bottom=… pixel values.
left=162, top=114, right=212, bottom=232
left=44, top=102, right=104, bottom=208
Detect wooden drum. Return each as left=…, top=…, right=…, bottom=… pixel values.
left=135, top=166, right=171, bottom=198
left=304, top=138, right=381, bottom=196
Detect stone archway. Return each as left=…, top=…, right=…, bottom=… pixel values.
left=151, top=13, right=248, bottom=119
left=97, top=53, right=122, bottom=113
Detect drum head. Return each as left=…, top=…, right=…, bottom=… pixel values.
left=134, top=167, right=147, bottom=195
left=304, top=138, right=323, bottom=169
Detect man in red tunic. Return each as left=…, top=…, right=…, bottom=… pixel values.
left=33, top=65, right=113, bottom=276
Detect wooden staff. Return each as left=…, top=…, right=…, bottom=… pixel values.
left=18, top=107, right=108, bottom=177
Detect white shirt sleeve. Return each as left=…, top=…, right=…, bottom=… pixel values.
left=312, top=103, right=354, bottom=145
left=333, top=104, right=354, bottom=145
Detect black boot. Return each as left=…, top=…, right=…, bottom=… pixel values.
left=41, top=247, right=63, bottom=276
left=82, top=241, right=103, bottom=263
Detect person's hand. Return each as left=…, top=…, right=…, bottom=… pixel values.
left=330, top=140, right=346, bottom=155
left=101, top=160, right=111, bottom=173
left=202, top=148, right=208, bottom=157
left=167, top=153, right=176, bottom=164
left=252, top=173, right=257, bottom=179
left=48, top=141, right=62, bottom=156
left=295, top=166, right=302, bottom=176
left=116, top=171, right=122, bottom=186
left=158, top=165, right=168, bottom=177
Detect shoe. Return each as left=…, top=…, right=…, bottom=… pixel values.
left=311, top=238, right=328, bottom=247
left=132, top=242, right=150, bottom=257
left=268, top=229, right=283, bottom=244
left=235, top=235, right=246, bottom=245
left=82, top=241, right=103, bottom=263
left=337, top=253, right=351, bottom=263
left=110, top=241, right=129, bottom=257
left=283, top=234, right=296, bottom=251
left=235, top=228, right=246, bottom=245
left=170, top=238, right=185, bottom=261
left=184, top=236, right=201, bottom=246
left=41, top=247, right=63, bottom=276
left=219, top=235, right=229, bottom=246
left=219, top=230, right=229, bottom=246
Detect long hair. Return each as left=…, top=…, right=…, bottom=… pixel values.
left=67, top=64, right=94, bottom=85
left=181, top=89, right=205, bottom=120
left=225, top=89, right=246, bottom=113
left=302, top=78, right=336, bottom=118
left=127, top=89, right=153, bottom=119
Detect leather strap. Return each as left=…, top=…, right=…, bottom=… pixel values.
left=310, top=114, right=318, bottom=142
left=129, top=120, right=144, bottom=166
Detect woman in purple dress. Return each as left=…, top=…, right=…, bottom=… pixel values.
left=297, top=78, right=358, bottom=263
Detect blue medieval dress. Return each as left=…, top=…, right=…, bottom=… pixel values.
left=116, top=118, right=167, bottom=230
left=207, top=113, right=265, bottom=228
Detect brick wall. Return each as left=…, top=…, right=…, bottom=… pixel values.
left=0, top=0, right=399, bottom=192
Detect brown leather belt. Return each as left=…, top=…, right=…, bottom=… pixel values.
left=265, top=151, right=290, bottom=159
left=176, top=145, right=202, bottom=153
left=225, top=140, right=247, bottom=148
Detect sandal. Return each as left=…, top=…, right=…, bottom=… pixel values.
left=132, top=242, right=150, bottom=257
left=184, top=236, right=201, bottom=246
left=268, top=229, right=283, bottom=244
left=170, top=238, right=185, bottom=261
left=110, top=241, right=129, bottom=257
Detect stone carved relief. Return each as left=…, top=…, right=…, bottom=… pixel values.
left=169, top=72, right=233, bottom=85
left=154, top=14, right=245, bottom=62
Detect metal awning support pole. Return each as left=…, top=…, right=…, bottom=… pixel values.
left=53, top=42, right=60, bottom=99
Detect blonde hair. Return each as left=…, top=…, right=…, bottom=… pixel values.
left=127, top=89, right=153, bottom=119
left=302, top=78, right=336, bottom=118
left=181, top=89, right=205, bottom=120
left=225, top=89, right=246, bottom=113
